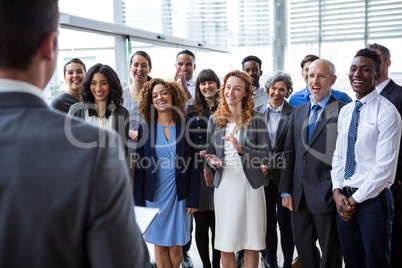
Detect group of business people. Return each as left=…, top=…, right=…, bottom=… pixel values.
left=2, top=2, right=401, bottom=268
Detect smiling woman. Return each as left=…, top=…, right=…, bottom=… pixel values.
left=67, top=63, right=129, bottom=156
left=134, top=78, right=200, bottom=268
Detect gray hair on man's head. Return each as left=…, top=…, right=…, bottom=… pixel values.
left=311, top=59, right=336, bottom=77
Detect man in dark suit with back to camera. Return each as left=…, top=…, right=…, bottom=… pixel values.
left=366, top=42, right=402, bottom=268
left=0, top=0, right=151, bottom=267
left=279, top=59, right=343, bottom=268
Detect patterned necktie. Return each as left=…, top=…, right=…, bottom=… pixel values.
left=308, top=104, right=321, bottom=141
left=344, top=100, right=363, bottom=180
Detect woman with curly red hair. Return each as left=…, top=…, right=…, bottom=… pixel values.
left=134, top=78, right=200, bottom=268
left=205, top=70, right=270, bottom=268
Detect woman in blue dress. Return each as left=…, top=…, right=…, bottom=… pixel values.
left=134, top=78, right=200, bottom=268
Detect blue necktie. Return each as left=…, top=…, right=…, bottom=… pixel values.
left=344, top=100, right=363, bottom=180
left=308, top=104, right=321, bottom=141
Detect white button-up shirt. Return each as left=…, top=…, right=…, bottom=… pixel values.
left=266, top=101, right=284, bottom=148
left=331, top=89, right=402, bottom=203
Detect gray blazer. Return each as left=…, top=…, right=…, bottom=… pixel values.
left=255, top=100, right=295, bottom=187
left=0, top=92, right=151, bottom=268
left=206, top=111, right=271, bottom=189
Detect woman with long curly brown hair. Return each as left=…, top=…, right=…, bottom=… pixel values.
left=205, top=70, right=270, bottom=268
left=134, top=78, right=200, bottom=268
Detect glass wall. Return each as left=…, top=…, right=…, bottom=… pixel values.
left=52, top=0, right=402, bottom=103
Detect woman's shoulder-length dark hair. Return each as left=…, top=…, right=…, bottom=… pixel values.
left=138, top=78, right=187, bottom=123
left=191, top=69, right=220, bottom=114
left=80, top=63, right=123, bottom=108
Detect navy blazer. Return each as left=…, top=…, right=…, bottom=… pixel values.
left=133, top=119, right=200, bottom=209
left=255, top=100, right=295, bottom=187
left=279, top=96, right=345, bottom=214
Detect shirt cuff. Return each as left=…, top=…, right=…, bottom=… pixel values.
left=281, top=193, right=291, bottom=197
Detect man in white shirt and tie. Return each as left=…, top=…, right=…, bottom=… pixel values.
left=331, top=48, right=401, bottom=267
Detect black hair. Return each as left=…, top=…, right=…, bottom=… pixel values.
left=177, top=49, right=196, bottom=61
left=63, top=58, right=86, bottom=76
left=354, top=48, right=382, bottom=73
left=242, top=55, right=262, bottom=69
left=191, top=69, right=221, bottom=114
left=0, top=0, right=59, bottom=70
left=81, top=63, right=123, bottom=108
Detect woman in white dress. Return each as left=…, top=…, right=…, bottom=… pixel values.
left=205, top=70, right=270, bottom=268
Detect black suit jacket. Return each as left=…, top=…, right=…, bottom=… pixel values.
left=380, top=79, right=402, bottom=182
left=255, top=101, right=295, bottom=187
left=69, top=102, right=129, bottom=156
left=279, top=96, right=345, bottom=214
left=133, top=120, right=200, bottom=209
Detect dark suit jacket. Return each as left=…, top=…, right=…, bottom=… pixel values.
left=0, top=92, right=151, bottom=268
left=69, top=102, right=129, bottom=156
left=380, top=79, right=402, bottom=182
left=256, top=101, right=295, bottom=187
left=133, top=120, right=200, bottom=209
left=279, top=96, right=345, bottom=214
left=206, top=111, right=271, bottom=189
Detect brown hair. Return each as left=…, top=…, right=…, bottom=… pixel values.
left=300, top=54, right=320, bottom=69
left=139, top=78, right=187, bottom=123
left=213, top=70, right=255, bottom=130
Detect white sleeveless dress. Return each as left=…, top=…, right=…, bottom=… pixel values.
left=214, top=123, right=266, bottom=252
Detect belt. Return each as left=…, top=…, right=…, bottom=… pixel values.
left=343, top=186, right=388, bottom=195
left=343, top=186, right=358, bottom=194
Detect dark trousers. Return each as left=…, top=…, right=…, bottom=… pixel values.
left=194, top=211, right=220, bottom=268
left=264, top=182, right=294, bottom=268
left=337, top=189, right=393, bottom=268
left=183, top=216, right=193, bottom=253
left=291, top=195, right=341, bottom=268
left=391, top=183, right=402, bottom=268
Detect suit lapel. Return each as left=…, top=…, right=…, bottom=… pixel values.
left=307, top=96, right=337, bottom=146
left=380, top=79, right=394, bottom=99
left=300, top=103, right=311, bottom=148
left=145, top=123, right=157, bottom=160
left=175, top=121, right=184, bottom=178
left=215, top=123, right=225, bottom=159
left=275, top=102, right=292, bottom=146
left=239, top=123, right=247, bottom=148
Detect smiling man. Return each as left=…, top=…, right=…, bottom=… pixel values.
left=242, top=55, right=269, bottom=107
left=331, top=48, right=401, bottom=267
left=175, top=49, right=196, bottom=106
left=289, top=54, right=352, bottom=107
left=279, top=59, right=344, bottom=268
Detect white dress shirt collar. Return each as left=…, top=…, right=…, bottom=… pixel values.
left=0, top=78, right=45, bottom=100
left=253, top=85, right=265, bottom=96
left=357, top=88, right=379, bottom=106
left=186, top=77, right=196, bottom=87
left=266, top=100, right=284, bottom=113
